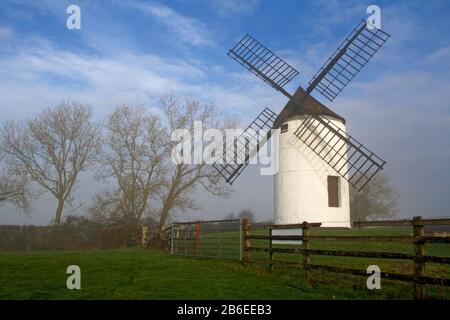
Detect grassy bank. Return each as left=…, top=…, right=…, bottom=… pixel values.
left=0, top=247, right=448, bottom=299
left=1, top=226, right=449, bottom=299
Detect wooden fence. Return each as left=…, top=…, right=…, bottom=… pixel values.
left=242, top=216, right=450, bottom=300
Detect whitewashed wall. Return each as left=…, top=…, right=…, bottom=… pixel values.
left=274, top=115, right=351, bottom=228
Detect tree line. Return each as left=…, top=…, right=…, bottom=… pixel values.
left=0, top=95, right=231, bottom=238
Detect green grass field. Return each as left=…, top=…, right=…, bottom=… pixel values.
left=0, top=248, right=340, bottom=299
left=1, top=227, right=449, bottom=300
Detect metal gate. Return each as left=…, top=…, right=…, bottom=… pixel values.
left=171, top=219, right=242, bottom=260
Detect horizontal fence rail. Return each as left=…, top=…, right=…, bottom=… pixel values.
left=243, top=217, right=450, bottom=300
left=247, top=235, right=414, bottom=242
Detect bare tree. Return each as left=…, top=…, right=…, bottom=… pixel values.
left=157, top=95, right=232, bottom=237
left=224, top=209, right=256, bottom=222
left=88, top=189, right=125, bottom=225
left=92, top=105, right=166, bottom=226
left=2, top=102, right=101, bottom=225
left=237, top=208, right=256, bottom=222
left=223, top=212, right=236, bottom=220
left=0, top=150, right=32, bottom=210
left=350, top=172, right=399, bottom=221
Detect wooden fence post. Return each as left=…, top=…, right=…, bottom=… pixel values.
left=242, top=219, right=251, bottom=262
left=302, top=221, right=310, bottom=278
left=269, top=226, right=273, bottom=272
left=195, top=222, right=201, bottom=256
left=141, top=225, right=148, bottom=247
left=413, top=216, right=425, bottom=300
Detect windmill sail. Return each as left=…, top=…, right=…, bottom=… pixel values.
left=307, top=20, right=390, bottom=101
left=228, top=34, right=299, bottom=94
left=212, top=107, right=277, bottom=184
left=294, top=114, right=385, bottom=191
left=290, top=20, right=390, bottom=189
left=213, top=108, right=277, bottom=184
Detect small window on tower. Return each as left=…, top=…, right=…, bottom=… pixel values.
left=281, top=123, right=288, bottom=133
left=327, top=176, right=340, bottom=207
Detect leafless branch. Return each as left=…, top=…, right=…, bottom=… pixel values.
left=1, top=101, right=101, bottom=225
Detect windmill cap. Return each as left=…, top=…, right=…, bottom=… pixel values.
left=273, top=87, right=346, bottom=128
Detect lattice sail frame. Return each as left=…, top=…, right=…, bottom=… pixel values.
left=228, top=34, right=299, bottom=90
left=308, top=20, right=391, bottom=101
left=212, top=107, right=277, bottom=184
left=293, top=114, right=385, bottom=191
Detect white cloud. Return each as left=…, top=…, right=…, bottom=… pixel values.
left=425, top=45, right=450, bottom=64
left=132, top=2, right=214, bottom=46
left=210, top=0, right=260, bottom=15
left=0, top=34, right=281, bottom=124
left=0, top=47, right=195, bottom=119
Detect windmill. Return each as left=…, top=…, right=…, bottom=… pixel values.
left=212, top=19, right=390, bottom=227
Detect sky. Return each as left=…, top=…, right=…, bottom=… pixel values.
left=0, top=0, right=449, bottom=225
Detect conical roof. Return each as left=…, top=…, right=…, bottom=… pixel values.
left=273, top=87, right=345, bottom=128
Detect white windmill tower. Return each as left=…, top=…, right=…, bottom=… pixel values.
left=213, top=20, right=390, bottom=228
left=273, top=88, right=351, bottom=227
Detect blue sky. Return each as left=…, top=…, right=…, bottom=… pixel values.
left=1, top=0, right=450, bottom=224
